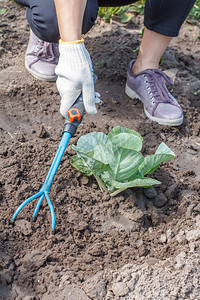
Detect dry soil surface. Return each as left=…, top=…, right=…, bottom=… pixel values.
left=0, top=1, right=200, bottom=299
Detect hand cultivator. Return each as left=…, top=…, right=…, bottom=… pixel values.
left=12, top=96, right=84, bottom=232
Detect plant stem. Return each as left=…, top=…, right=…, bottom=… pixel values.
left=93, top=173, right=108, bottom=192
left=110, top=188, right=127, bottom=197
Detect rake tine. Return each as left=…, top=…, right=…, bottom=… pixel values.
left=12, top=191, right=43, bottom=221
left=45, top=192, right=55, bottom=232
left=32, top=193, right=45, bottom=221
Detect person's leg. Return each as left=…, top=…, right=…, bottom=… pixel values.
left=133, top=0, right=196, bottom=74
left=126, top=0, right=196, bottom=126
left=132, top=29, right=172, bottom=75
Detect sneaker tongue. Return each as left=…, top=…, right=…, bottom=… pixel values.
left=145, top=69, right=173, bottom=103
left=37, top=42, right=58, bottom=63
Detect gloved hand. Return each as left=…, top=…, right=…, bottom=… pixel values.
left=55, top=39, right=100, bottom=118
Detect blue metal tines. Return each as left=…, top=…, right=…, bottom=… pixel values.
left=12, top=132, right=71, bottom=232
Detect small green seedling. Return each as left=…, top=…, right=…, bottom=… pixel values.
left=0, top=8, right=7, bottom=14
left=98, top=6, right=132, bottom=24
left=71, top=126, right=175, bottom=196
left=194, top=89, right=200, bottom=95
left=188, top=1, right=200, bottom=22
left=98, top=1, right=145, bottom=24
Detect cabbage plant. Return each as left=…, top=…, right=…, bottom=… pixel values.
left=71, top=126, right=175, bottom=196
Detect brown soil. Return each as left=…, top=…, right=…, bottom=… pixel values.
left=0, top=1, right=200, bottom=299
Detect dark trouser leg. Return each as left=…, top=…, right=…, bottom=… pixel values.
left=14, top=0, right=99, bottom=43
left=144, top=0, right=196, bottom=37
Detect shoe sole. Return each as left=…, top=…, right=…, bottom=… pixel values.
left=125, top=83, right=183, bottom=127
left=25, top=61, right=57, bottom=82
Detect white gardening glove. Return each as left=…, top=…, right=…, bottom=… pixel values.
left=55, top=39, right=100, bottom=118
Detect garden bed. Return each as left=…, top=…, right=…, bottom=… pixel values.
left=0, top=1, right=200, bottom=299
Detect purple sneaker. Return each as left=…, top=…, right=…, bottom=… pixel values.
left=25, top=30, right=59, bottom=82
left=125, top=61, right=183, bottom=126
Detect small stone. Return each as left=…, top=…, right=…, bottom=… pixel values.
left=178, top=70, right=188, bottom=78
left=159, top=234, right=167, bottom=243
left=77, top=221, right=88, bottom=232
left=148, top=227, right=154, bottom=234
left=22, top=249, right=51, bottom=270
left=0, top=252, right=13, bottom=270
left=188, top=242, right=195, bottom=252
left=164, top=68, right=178, bottom=81
left=185, top=229, right=200, bottom=242
left=159, top=184, right=167, bottom=193
left=83, top=272, right=107, bottom=300
left=112, top=282, right=129, bottom=297
left=136, top=239, right=143, bottom=248
left=165, top=184, right=178, bottom=199
left=92, top=183, right=98, bottom=189
left=166, top=229, right=174, bottom=241
left=15, top=219, right=32, bottom=236
left=16, top=133, right=25, bottom=142
left=38, top=125, right=49, bottom=138
left=79, top=175, right=89, bottom=185
left=176, top=229, right=185, bottom=243
left=89, top=122, right=96, bottom=128
left=31, top=99, right=38, bottom=104
left=190, top=142, right=200, bottom=151
left=106, top=290, right=114, bottom=298
left=143, top=187, right=158, bottom=199
left=175, top=251, right=186, bottom=269
left=62, top=285, right=90, bottom=300
left=153, top=193, right=168, bottom=207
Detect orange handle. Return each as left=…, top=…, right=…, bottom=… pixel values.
left=67, top=108, right=81, bottom=122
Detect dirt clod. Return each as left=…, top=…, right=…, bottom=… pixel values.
left=153, top=192, right=168, bottom=207
left=37, top=125, right=49, bottom=138
left=15, top=219, right=32, bottom=236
